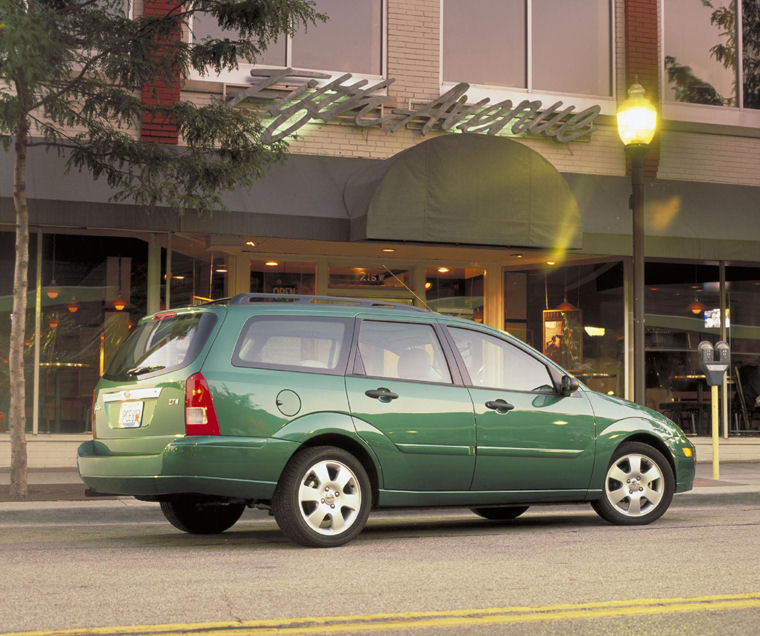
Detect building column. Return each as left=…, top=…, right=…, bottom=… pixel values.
left=226, top=254, right=251, bottom=296
left=483, top=263, right=504, bottom=331
left=146, top=233, right=161, bottom=315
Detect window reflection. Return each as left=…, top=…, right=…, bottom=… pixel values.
left=251, top=260, right=316, bottom=295
left=292, top=0, right=383, bottom=75
left=664, top=0, right=760, bottom=110
left=425, top=267, right=484, bottom=322
left=443, top=0, right=612, bottom=96
left=506, top=263, right=624, bottom=397
left=664, top=0, right=737, bottom=107
left=531, top=0, right=611, bottom=96
left=443, top=0, right=526, bottom=87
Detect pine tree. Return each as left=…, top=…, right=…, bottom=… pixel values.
left=0, top=0, right=322, bottom=499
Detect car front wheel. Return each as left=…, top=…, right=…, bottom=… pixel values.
left=591, top=442, right=674, bottom=525
left=160, top=497, right=245, bottom=534
left=272, top=446, right=372, bottom=548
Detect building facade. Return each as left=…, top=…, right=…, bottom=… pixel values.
left=2, top=0, right=760, bottom=466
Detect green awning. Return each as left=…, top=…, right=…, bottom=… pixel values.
left=345, top=134, right=581, bottom=250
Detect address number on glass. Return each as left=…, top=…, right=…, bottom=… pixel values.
left=118, top=401, right=144, bottom=428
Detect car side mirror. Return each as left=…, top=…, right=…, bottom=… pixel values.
left=560, top=375, right=579, bottom=396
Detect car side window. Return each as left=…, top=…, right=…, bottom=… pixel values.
left=449, top=326, right=554, bottom=392
left=233, top=316, right=350, bottom=372
left=357, top=321, right=453, bottom=384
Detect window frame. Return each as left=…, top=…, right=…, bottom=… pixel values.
left=439, top=0, right=617, bottom=116
left=660, top=0, right=760, bottom=128
left=187, top=0, right=388, bottom=86
left=231, top=315, right=355, bottom=375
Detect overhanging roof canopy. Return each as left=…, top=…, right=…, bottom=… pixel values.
left=345, top=134, right=582, bottom=249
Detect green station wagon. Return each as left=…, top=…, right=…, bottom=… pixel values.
left=78, top=294, right=696, bottom=547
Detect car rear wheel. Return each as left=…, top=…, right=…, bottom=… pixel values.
left=272, top=446, right=371, bottom=548
left=591, top=442, right=674, bottom=525
left=160, top=496, right=245, bottom=534
left=470, top=506, right=529, bottom=520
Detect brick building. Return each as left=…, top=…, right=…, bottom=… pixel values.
left=2, top=0, right=760, bottom=465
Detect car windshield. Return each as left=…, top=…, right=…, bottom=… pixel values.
left=104, top=312, right=217, bottom=381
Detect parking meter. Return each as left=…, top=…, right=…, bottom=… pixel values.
left=697, top=340, right=730, bottom=479
left=697, top=340, right=730, bottom=386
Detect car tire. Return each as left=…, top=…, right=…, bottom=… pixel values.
left=591, top=441, right=674, bottom=525
left=470, top=506, right=529, bottom=520
left=160, top=497, right=245, bottom=534
left=272, top=446, right=372, bottom=548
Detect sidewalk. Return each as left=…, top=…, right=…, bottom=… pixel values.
left=1, top=437, right=758, bottom=505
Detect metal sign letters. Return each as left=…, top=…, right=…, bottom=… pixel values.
left=229, top=68, right=601, bottom=144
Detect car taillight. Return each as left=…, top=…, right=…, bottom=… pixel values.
left=185, top=372, right=220, bottom=436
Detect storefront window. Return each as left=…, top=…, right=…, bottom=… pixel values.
left=726, top=266, right=760, bottom=431
left=664, top=0, right=760, bottom=110
left=507, top=262, right=624, bottom=397
left=0, top=232, right=37, bottom=434
left=168, top=251, right=227, bottom=306
left=0, top=233, right=150, bottom=434
left=425, top=267, right=484, bottom=321
left=252, top=260, right=316, bottom=295
left=443, top=0, right=612, bottom=96
left=647, top=263, right=760, bottom=435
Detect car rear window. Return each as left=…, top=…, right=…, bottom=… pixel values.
left=104, top=312, right=217, bottom=381
left=232, top=316, right=352, bottom=373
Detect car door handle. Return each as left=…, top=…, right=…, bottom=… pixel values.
left=485, top=400, right=515, bottom=412
left=365, top=388, right=399, bottom=401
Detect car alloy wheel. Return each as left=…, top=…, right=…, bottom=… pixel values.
left=592, top=441, right=674, bottom=525
left=273, top=446, right=371, bottom=547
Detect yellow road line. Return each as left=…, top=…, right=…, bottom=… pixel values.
left=6, top=592, right=760, bottom=636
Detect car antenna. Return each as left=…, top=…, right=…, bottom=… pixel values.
left=381, top=265, right=434, bottom=312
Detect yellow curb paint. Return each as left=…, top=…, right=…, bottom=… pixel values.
left=5, top=593, right=760, bottom=636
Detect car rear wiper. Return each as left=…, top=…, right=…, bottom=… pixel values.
left=126, top=365, right=165, bottom=376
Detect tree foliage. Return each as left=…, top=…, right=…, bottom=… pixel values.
left=667, top=0, right=760, bottom=109
left=0, top=0, right=322, bottom=499
left=0, top=0, right=322, bottom=212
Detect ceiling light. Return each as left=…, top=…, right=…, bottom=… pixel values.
left=689, top=299, right=705, bottom=315
left=437, top=267, right=450, bottom=273
left=46, top=282, right=60, bottom=299
left=245, top=240, right=256, bottom=247
left=381, top=248, right=396, bottom=253
left=265, top=261, right=279, bottom=267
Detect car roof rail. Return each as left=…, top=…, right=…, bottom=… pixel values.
left=226, top=293, right=430, bottom=312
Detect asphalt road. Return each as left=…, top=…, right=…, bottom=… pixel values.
left=1, top=499, right=759, bottom=635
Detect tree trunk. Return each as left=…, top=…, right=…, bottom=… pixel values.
left=9, top=111, right=30, bottom=500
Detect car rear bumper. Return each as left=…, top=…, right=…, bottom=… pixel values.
left=77, top=436, right=298, bottom=500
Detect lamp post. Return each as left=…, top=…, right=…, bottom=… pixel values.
left=617, top=82, right=657, bottom=406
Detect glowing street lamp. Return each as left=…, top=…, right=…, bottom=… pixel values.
left=617, top=82, right=657, bottom=406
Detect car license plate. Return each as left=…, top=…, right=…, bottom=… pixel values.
left=118, top=401, right=144, bottom=428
